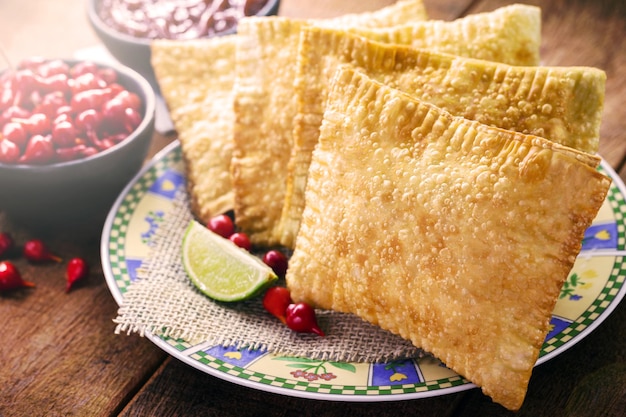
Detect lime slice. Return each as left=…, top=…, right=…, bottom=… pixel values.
left=181, top=219, right=277, bottom=302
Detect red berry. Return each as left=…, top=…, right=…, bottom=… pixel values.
left=262, top=250, right=288, bottom=278
left=34, top=91, right=67, bottom=118
left=96, top=68, right=117, bottom=85
left=38, top=73, right=70, bottom=94
left=0, top=139, right=20, bottom=164
left=81, top=146, right=99, bottom=158
left=0, top=59, right=144, bottom=165
left=0, top=232, right=14, bottom=257
left=69, top=72, right=105, bottom=95
left=2, top=105, right=30, bottom=124
left=285, top=302, right=325, bottom=336
left=36, top=59, right=70, bottom=78
left=0, top=261, right=35, bottom=292
left=13, top=69, right=39, bottom=94
left=75, top=109, right=102, bottom=136
left=19, top=135, right=56, bottom=164
left=0, top=87, right=15, bottom=112
left=263, top=286, right=293, bottom=324
left=51, top=120, right=78, bottom=148
left=2, top=122, right=28, bottom=148
left=70, top=87, right=113, bottom=114
left=54, top=106, right=73, bottom=121
left=66, top=257, right=89, bottom=293
left=69, top=61, right=99, bottom=78
left=23, top=239, right=62, bottom=263
left=122, top=107, right=142, bottom=133
left=207, top=214, right=235, bottom=238
left=229, top=232, right=252, bottom=251
left=20, top=113, right=52, bottom=136
left=55, top=144, right=89, bottom=162
left=112, top=90, right=141, bottom=111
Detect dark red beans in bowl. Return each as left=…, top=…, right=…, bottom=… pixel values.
left=0, top=58, right=155, bottom=235
left=86, top=0, right=281, bottom=88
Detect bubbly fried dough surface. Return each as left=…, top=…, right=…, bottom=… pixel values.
left=277, top=27, right=606, bottom=247
left=152, top=36, right=238, bottom=223
left=286, top=66, right=610, bottom=411
left=231, top=0, right=428, bottom=246
left=347, top=4, right=541, bottom=66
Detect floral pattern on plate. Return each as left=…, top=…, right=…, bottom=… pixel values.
left=102, top=141, right=626, bottom=400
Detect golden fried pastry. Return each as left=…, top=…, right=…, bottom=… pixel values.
left=348, top=4, right=541, bottom=66
left=277, top=27, right=606, bottom=247
left=151, top=36, right=238, bottom=223
left=231, top=0, right=429, bottom=246
left=286, top=66, right=610, bottom=411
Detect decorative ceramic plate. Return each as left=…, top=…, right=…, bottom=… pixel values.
left=102, top=140, right=626, bottom=401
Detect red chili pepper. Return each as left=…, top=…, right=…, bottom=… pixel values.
left=263, top=286, right=293, bottom=324
left=0, top=260, right=35, bottom=292
left=229, top=232, right=252, bottom=251
left=18, top=135, right=56, bottom=165
left=0, top=138, right=21, bottom=164
left=285, top=302, right=325, bottom=337
left=23, top=239, right=62, bottom=263
left=66, top=257, right=89, bottom=293
left=262, top=250, right=288, bottom=279
left=0, top=232, right=14, bottom=257
left=206, top=214, right=235, bottom=238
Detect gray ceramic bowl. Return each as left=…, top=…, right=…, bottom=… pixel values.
left=86, top=0, right=281, bottom=89
left=0, top=59, right=156, bottom=235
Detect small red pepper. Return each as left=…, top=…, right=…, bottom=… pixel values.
left=23, top=239, right=62, bottom=263
left=229, top=232, right=252, bottom=251
left=0, top=260, right=35, bottom=291
left=285, top=302, right=325, bottom=337
left=0, top=232, right=14, bottom=258
left=262, top=250, right=288, bottom=279
left=263, top=286, right=293, bottom=324
left=66, top=257, right=89, bottom=293
left=206, top=214, right=235, bottom=238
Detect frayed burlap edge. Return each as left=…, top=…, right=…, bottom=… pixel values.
left=113, top=189, right=424, bottom=363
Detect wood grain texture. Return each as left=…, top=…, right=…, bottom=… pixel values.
left=119, top=358, right=458, bottom=417
left=1, top=0, right=625, bottom=416
left=0, top=224, right=167, bottom=417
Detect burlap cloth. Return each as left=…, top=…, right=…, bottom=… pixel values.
left=113, top=190, right=424, bottom=363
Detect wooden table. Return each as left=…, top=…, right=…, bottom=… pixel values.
left=1, top=0, right=625, bottom=415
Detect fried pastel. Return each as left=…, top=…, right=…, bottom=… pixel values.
left=348, top=4, right=541, bottom=66
left=232, top=0, right=428, bottom=246
left=151, top=36, right=238, bottom=223
left=286, top=66, right=610, bottom=411
left=277, top=27, right=606, bottom=247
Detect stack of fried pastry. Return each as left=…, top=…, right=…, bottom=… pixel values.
left=151, top=1, right=610, bottom=410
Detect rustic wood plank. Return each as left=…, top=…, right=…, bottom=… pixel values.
left=119, top=357, right=460, bottom=417
left=0, top=131, right=175, bottom=416
left=0, top=227, right=167, bottom=416
left=2, top=0, right=624, bottom=416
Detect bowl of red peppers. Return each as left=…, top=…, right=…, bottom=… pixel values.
left=86, top=0, right=280, bottom=88
left=0, top=57, right=156, bottom=234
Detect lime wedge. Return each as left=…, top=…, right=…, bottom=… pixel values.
left=181, top=219, right=277, bottom=302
